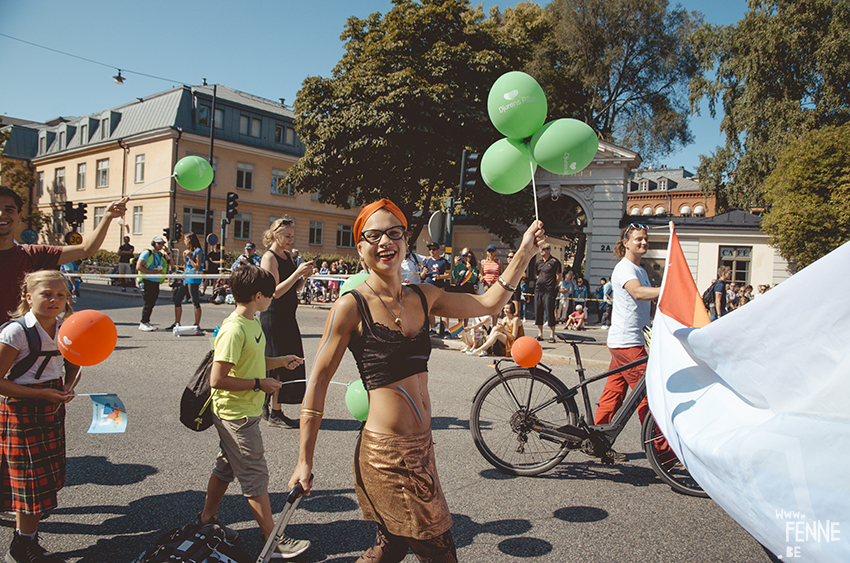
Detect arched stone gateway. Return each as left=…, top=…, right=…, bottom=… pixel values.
left=531, top=140, right=642, bottom=282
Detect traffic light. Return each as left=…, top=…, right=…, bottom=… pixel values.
left=173, top=222, right=183, bottom=240
left=226, top=192, right=239, bottom=220
left=163, top=227, right=171, bottom=240
left=77, top=202, right=88, bottom=223
left=63, top=201, right=76, bottom=225
left=459, top=150, right=480, bottom=196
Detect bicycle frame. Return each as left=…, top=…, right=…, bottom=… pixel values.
left=488, top=349, right=649, bottom=453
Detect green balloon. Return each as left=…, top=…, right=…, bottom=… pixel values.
left=174, top=155, right=214, bottom=191
left=345, top=379, right=369, bottom=421
left=530, top=119, right=599, bottom=176
left=487, top=71, right=548, bottom=140
left=481, top=138, right=537, bottom=195
left=340, top=271, right=369, bottom=296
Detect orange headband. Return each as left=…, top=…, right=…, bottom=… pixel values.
left=353, top=198, right=408, bottom=239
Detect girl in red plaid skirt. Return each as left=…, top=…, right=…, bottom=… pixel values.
left=0, top=270, right=80, bottom=563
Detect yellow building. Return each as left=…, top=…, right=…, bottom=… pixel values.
left=3, top=84, right=360, bottom=259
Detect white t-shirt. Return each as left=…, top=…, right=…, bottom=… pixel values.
left=401, top=253, right=427, bottom=284
left=607, top=258, right=651, bottom=348
left=0, top=311, right=65, bottom=385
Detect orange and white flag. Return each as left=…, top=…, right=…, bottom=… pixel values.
left=647, top=226, right=850, bottom=563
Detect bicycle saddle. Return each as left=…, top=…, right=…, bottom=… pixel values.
left=556, top=333, right=597, bottom=343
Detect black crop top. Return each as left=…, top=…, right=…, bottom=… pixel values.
left=347, top=284, right=432, bottom=390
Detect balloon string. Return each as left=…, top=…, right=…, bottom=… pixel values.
left=278, top=379, right=349, bottom=387
left=527, top=143, right=539, bottom=224
left=127, top=174, right=176, bottom=199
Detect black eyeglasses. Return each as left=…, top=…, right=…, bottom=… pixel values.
left=360, top=225, right=406, bottom=244
left=507, top=254, right=515, bottom=259
left=624, top=223, right=648, bottom=239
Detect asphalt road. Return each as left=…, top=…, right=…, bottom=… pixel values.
left=0, top=290, right=779, bottom=562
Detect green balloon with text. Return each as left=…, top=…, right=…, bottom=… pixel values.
left=530, top=119, right=599, bottom=176
left=174, top=155, right=214, bottom=191
left=481, top=138, right=537, bottom=195
left=487, top=71, right=548, bottom=140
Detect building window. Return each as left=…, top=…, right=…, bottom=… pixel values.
left=642, top=206, right=653, bottom=216
left=275, top=125, right=285, bottom=144
left=630, top=206, right=641, bottom=216
left=96, top=159, right=109, bottom=188
left=336, top=224, right=355, bottom=248
left=39, top=136, right=46, bottom=154
left=275, top=125, right=295, bottom=145
left=37, top=172, right=44, bottom=197
left=214, top=108, right=223, bottom=128
left=59, top=131, right=65, bottom=150
left=133, top=206, right=143, bottom=235
left=240, top=115, right=261, bottom=137
left=679, top=205, right=691, bottom=216
left=198, top=104, right=211, bottom=126
left=233, top=213, right=251, bottom=240
left=135, top=154, right=145, bottom=183
left=236, top=162, right=253, bottom=190
left=93, top=206, right=106, bottom=229
left=54, top=168, right=65, bottom=194
left=80, top=124, right=88, bottom=144
left=310, top=190, right=320, bottom=201
left=101, top=118, right=109, bottom=140
left=76, top=163, right=86, bottom=191
left=655, top=206, right=666, bottom=216
left=52, top=212, right=63, bottom=235
left=182, top=207, right=209, bottom=236
left=309, top=221, right=323, bottom=246
left=719, top=246, right=752, bottom=285
left=271, top=169, right=295, bottom=196
left=693, top=205, right=706, bottom=216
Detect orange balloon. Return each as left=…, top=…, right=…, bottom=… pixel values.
left=511, top=335, right=543, bottom=368
left=57, top=310, right=117, bottom=367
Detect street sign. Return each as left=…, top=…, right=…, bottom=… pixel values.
left=206, top=233, right=218, bottom=246
left=20, top=229, right=38, bottom=244
left=65, top=232, right=83, bottom=245
left=428, top=211, right=446, bottom=245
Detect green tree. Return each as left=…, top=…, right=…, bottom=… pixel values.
left=520, top=0, right=700, bottom=163
left=0, top=122, right=46, bottom=232
left=761, top=124, right=850, bottom=270
left=689, top=0, right=850, bottom=211
left=287, top=0, right=532, bottom=243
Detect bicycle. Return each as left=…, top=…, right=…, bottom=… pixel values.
left=469, top=332, right=708, bottom=497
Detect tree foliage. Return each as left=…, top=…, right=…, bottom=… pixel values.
left=761, top=124, right=850, bottom=270
left=287, top=0, right=531, bottom=243
left=288, top=0, right=701, bottom=242
left=0, top=124, right=46, bottom=232
left=530, top=0, right=700, bottom=163
left=689, top=0, right=850, bottom=211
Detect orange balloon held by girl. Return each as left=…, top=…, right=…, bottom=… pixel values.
left=57, top=310, right=117, bottom=366
left=511, top=335, right=543, bottom=368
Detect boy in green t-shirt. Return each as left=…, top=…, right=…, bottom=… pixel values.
left=197, top=265, right=310, bottom=559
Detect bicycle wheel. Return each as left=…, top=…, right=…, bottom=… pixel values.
left=641, top=415, right=709, bottom=498
left=470, top=367, right=578, bottom=476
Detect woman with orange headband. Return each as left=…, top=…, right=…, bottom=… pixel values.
left=290, top=198, right=545, bottom=562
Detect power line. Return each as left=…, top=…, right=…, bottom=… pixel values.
left=0, top=32, right=185, bottom=84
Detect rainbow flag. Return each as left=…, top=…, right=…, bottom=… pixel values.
left=448, top=322, right=464, bottom=338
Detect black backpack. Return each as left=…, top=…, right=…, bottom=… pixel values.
left=0, top=319, right=62, bottom=381
left=132, top=523, right=251, bottom=563
left=181, top=349, right=215, bottom=432
left=702, top=283, right=716, bottom=310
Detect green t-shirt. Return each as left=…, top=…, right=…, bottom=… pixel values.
left=211, top=311, right=266, bottom=420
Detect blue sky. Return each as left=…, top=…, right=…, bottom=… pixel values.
left=0, top=0, right=747, bottom=172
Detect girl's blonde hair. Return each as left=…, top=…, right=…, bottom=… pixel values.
left=11, top=270, right=74, bottom=319
left=263, top=216, right=294, bottom=249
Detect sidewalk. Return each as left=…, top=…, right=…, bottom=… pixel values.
left=81, top=281, right=612, bottom=367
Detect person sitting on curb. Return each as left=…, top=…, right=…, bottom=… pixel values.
left=467, top=302, right=524, bottom=357
left=565, top=304, right=586, bottom=331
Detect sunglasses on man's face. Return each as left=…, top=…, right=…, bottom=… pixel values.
left=360, top=225, right=406, bottom=244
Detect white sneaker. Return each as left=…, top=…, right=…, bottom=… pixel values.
left=138, top=323, right=155, bottom=332
left=601, top=325, right=608, bottom=330
left=478, top=350, right=489, bottom=357
left=464, top=349, right=477, bottom=355
left=270, top=535, right=310, bottom=559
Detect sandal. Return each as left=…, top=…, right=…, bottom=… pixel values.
left=548, top=338, right=556, bottom=343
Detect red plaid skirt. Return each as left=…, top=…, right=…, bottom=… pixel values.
left=0, top=378, right=66, bottom=515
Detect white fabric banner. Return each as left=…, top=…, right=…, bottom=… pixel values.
left=647, top=238, right=850, bottom=562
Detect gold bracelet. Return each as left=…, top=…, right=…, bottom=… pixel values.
left=300, top=408, right=324, bottom=418
left=497, top=276, right=517, bottom=292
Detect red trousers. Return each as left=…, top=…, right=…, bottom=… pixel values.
left=594, top=346, right=649, bottom=425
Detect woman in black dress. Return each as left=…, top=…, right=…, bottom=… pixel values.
left=260, top=217, right=316, bottom=426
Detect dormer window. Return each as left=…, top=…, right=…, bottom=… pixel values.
left=101, top=118, right=109, bottom=140
left=659, top=179, right=667, bottom=191
left=640, top=179, right=649, bottom=191
left=80, top=124, right=88, bottom=144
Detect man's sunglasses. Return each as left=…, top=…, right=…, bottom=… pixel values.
left=624, top=223, right=648, bottom=239
left=360, top=225, right=406, bottom=244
